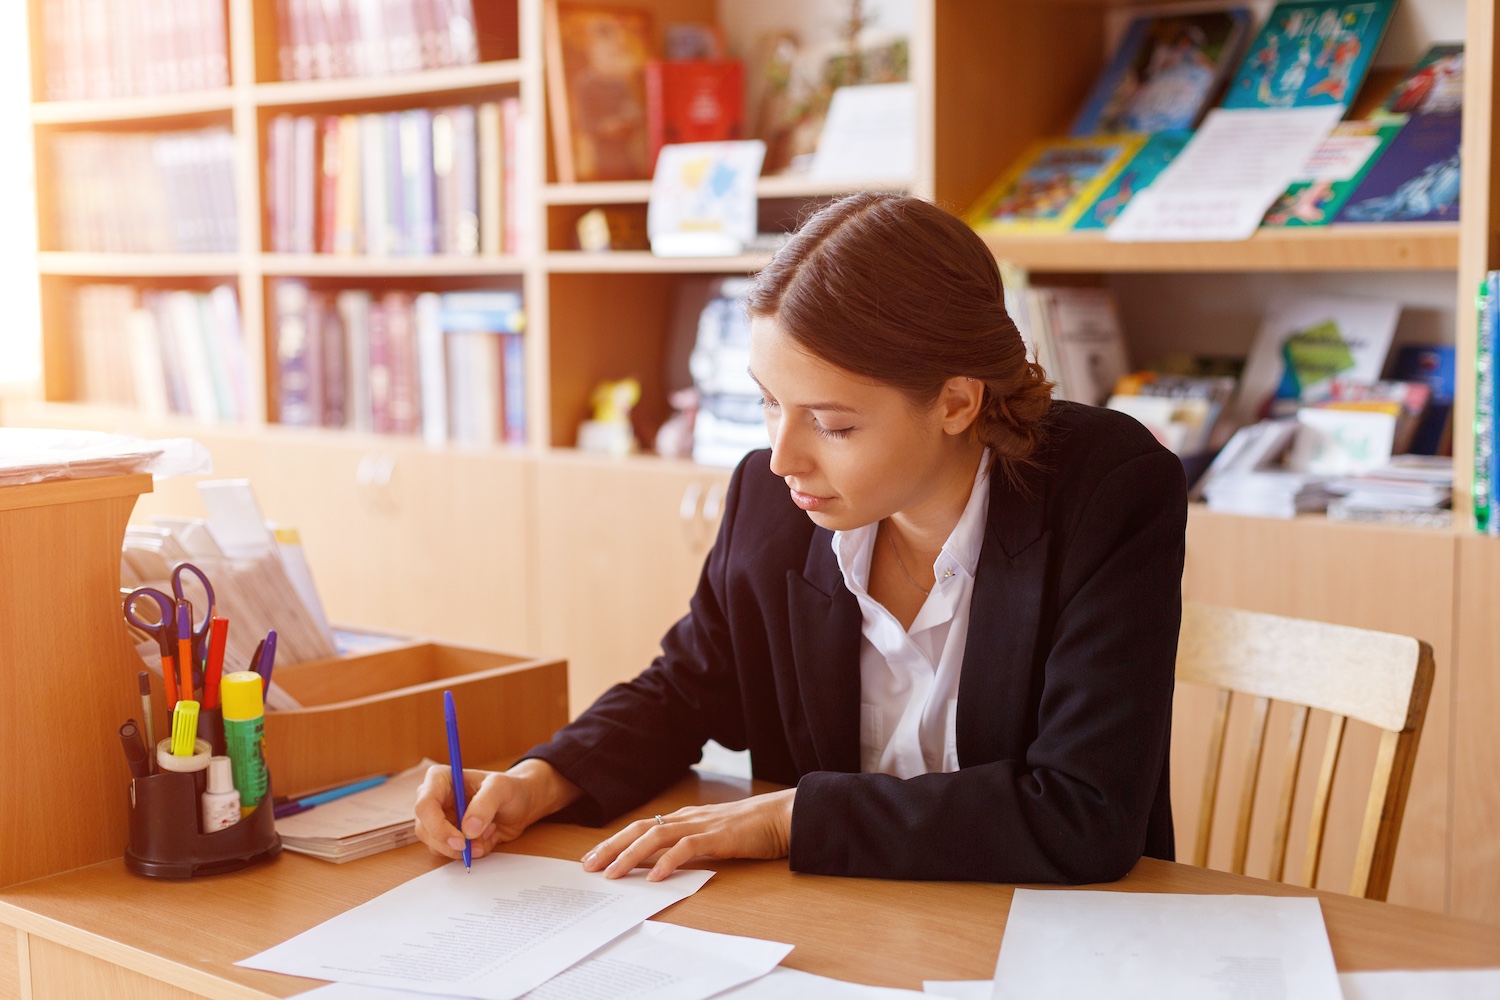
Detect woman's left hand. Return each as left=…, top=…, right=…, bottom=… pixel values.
left=581, top=788, right=796, bottom=881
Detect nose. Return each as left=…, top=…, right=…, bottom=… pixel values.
left=767, top=414, right=809, bottom=480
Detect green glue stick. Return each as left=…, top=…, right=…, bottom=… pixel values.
left=221, top=670, right=269, bottom=816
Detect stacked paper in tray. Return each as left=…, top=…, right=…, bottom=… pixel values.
left=276, top=760, right=434, bottom=863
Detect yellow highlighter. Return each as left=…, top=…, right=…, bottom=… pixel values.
left=170, top=700, right=200, bottom=756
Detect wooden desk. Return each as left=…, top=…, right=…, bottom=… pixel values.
left=3, top=772, right=1499, bottom=1000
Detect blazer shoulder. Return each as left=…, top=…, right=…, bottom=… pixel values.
left=1031, top=401, right=1186, bottom=516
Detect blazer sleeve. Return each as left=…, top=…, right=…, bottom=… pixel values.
left=520, top=460, right=752, bottom=826
left=789, top=449, right=1186, bottom=883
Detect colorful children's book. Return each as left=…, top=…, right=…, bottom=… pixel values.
left=1074, top=131, right=1190, bottom=229
left=1261, top=119, right=1399, bottom=226
left=1221, top=0, right=1396, bottom=110
left=1334, top=111, right=1461, bottom=223
left=1375, top=44, right=1464, bottom=120
left=1391, top=344, right=1455, bottom=455
left=967, top=135, right=1145, bottom=234
left=1070, top=8, right=1250, bottom=136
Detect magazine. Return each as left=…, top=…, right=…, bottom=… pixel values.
left=1374, top=44, right=1465, bottom=119
left=1334, top=112, right=1461, bottom=223
left=1261, top=119, right=1400, bottom=226
left=1075, top=131, right=1190, bottom=229
left=967, top=135, right=1144, bottom=234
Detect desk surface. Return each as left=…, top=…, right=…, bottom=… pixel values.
left=4, top=771, right=1499, bottom=999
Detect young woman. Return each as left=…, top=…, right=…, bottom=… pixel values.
left=414, top=193, right=1187, bottom=884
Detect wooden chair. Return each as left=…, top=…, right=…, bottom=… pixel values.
left=1176, top=601, right=1434, bottom=901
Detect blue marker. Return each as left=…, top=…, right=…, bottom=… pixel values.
left=444, top=690, right=471, bottom=872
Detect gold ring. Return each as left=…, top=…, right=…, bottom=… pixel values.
left=654, top=814, right=665, bottom=826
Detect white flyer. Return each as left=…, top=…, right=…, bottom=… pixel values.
left=1108, top=107, right=1343, bottom=242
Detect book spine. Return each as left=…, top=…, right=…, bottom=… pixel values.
left=194, top=291, right=233, bottom=420
left=1489, top=272, right=1500, bottom=536
left=292, top=115, right=318, bottom=254
left=1476, top=275, right=1495, bottom=533
left=415, top=291, right=447, bottom=444
left=452, top=104, right=478, bottom=255
left=320, top=293, right=348, bottom=426
left=337, top=289, right=373, bottom=431
left=502, top=331, right=525, bottom=445
left=384, top=112, right=406, bottom=255
left=268, top=115, right=295, bottom=253
left=478, top=101, right=502, bottom=256
left=401, top=108, right=435, bottom=255
left=500, top=97, right=521, bottom=255
left=360, top=113, right=389, bottom=255
left=432, top=108, right=455, bottom=254
left=275, top=280, right=317, bottom=426
left=209, top=285, right=251, bottom=421
left=367, top=296, right=394, bottom=434
left=384, top=292, right=418, bottom=434
left=203, top=0, right=230, bottom=87
left=318, top=115, right=341, bottom=253
left=334, top=114, right=362, bottom=253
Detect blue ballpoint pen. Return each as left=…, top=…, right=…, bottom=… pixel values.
left=444, top=690, right=471, bottom=871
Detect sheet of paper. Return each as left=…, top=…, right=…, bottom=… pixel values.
left=239, top=854, right=714, bottom=1000
left=292, top=921, right=791, bottom=1000
left=276, top=760, right=435, bottom=841
left=1339, top=968, right=1500, bottom=999
left=1108, top=107, right=1342, bottom=242
left=717, top=967, right=926, bottom=998
left=991, top=890, right=1342, bottom=1000
left=922, top=982, right=991, bottom=999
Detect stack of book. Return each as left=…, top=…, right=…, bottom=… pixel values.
left=39, top=0, right=229, bottom=100
left=50, top=128, right=238, bottom=253
left=1327, top=456, right=1453, bottom=527
left=266, top=100, right=525, bottom=256
left=273, top=281, right=525, bottom=446
left=1203, top=470, right=1338, bottom=519
left=274, top=0, right=480, bottom=81
left=70, top=284, right=250, bottom=422
left=687, top=279, right=770, bottom=468
left=1475, top=271, right=1500, bottom=534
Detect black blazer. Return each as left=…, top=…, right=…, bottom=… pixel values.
left=527, top=401, right=1187, bottom=883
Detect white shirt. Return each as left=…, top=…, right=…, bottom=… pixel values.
left=832, top=451, right=993, bottom=778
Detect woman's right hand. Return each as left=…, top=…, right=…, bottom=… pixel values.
left=414, top=758, right=581, bottom=862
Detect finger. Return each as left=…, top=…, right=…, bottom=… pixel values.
left=604, top=825, right=679, bottom=879
left=460, top=772, right=513, bottom=840
left=647, top=834, right=706, bottom=882
left=582, top=817, right=660, bottom=872
left=414, top=767, right=462, bottom=849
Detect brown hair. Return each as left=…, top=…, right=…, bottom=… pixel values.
left=746, top=193, right=1054, bottom=482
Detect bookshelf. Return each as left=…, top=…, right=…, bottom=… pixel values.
left=11, top=0, right=1500, bottom=927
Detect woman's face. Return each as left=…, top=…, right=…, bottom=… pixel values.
left=747, top=315, right=977, bottom=532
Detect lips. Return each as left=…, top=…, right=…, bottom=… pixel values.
left=787, top=486, right=833, bottom=512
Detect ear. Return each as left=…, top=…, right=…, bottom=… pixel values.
left=937, top=376, right=985, bottom=437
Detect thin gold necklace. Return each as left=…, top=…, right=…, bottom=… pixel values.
left=883, top=521, right=931, bottom=597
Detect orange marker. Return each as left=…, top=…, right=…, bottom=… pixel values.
left=175, top=600, right=196, bottom=704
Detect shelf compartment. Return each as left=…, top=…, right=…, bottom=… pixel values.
left=30, top=90, right=237, bottom=125
left=260, top=254, right=528, bottom=277
left=543, top=175, right=914, bottom=206
left=982, top=224, right=1460, bottom=273
left=253, top=61, right=524, bottom=107
left=544, top=251, right=770, bottom=274
left=36, top=252, right=244, bottom=277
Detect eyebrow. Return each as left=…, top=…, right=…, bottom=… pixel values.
left=746, top=369, right=862, bottom=415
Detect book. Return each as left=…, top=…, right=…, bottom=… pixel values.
left=1070, top=8, right=1250, bottom=136
left=1232, top=294, right=1400, bottom=427
left=967, top=135, right=1145, bottom=234
left=272, top=0, right=479, bottom=82
left=1220, top=0, right=1396, bottom=110
left=1073, top=130, right=1189, bottom=229
left=40, top=0, right=229, bottom=99
left=1476, top=274, right=1498, bottom=533
left=1261, top=119, right=1399, bottom=226
left=1031, top=287, right=1130, bottom=407
left=1374, top=44, right=1464, bottom=120
left=645, top=59, right=745, bottom=168
left=545, top=1, right=655, bottom=183
left=1334, top=111, right=1462, bottom=223
left=1391, top=344, right=1455, bottom=455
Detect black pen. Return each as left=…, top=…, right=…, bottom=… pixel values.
left=119, top=719, right=151, bottom=780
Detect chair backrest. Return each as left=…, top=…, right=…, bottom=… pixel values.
left=1176, top=601, right=1434, bottom=901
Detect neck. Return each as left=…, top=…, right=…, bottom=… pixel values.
left=885, top=441, right=986, bottom=561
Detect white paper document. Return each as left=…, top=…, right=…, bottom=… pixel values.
left=1108, top=107, right=1343, bottom=242
left=922, top=982, right=990, bottom=999
left=292, top=921, right=790, bottom=1000
left=717, top=967, right=926, bottom=998
left=1339, top=968, right=1500, bottom=999
left=239, top=854, right=714, bottom=1000
left=991, top=890, right=1342, bottom=1000
left=810, top=82, right=917, bottom=182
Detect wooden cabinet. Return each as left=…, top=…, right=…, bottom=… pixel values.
left=1453, top=534, right=1500, bottom=925
left=533, top=453, right=729, bottom=716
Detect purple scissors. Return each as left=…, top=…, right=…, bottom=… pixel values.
left=122, top=562, right=216, bottom=680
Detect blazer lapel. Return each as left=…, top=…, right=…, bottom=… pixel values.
left=786, top=527, right=863, bottom=773
left=957, top=470, right=1052, bottom=767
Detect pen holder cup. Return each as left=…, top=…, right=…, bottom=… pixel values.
left=123, top=767, right=281, bottom=878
